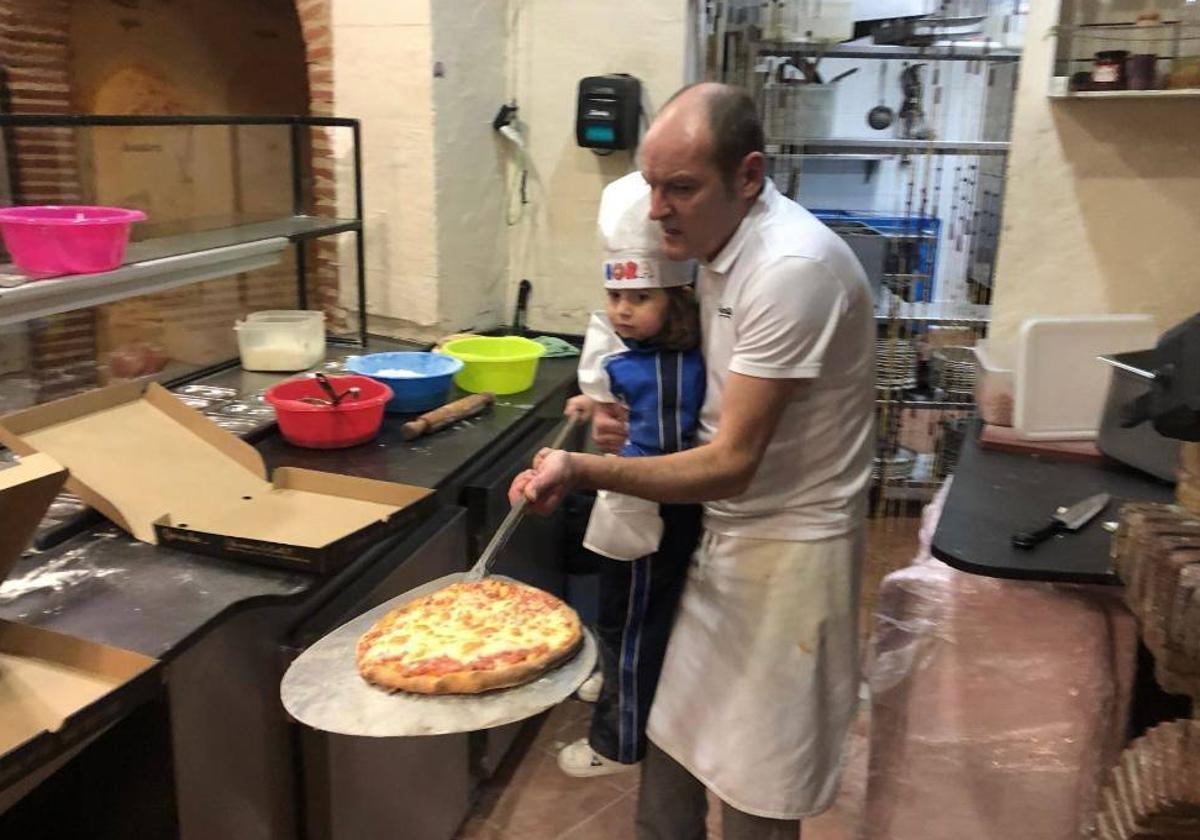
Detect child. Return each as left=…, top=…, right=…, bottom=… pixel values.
left=557, top=171, right=706, bottom=778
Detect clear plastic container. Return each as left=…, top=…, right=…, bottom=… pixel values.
left=234, top=310, right=325, bottom=372
left=763, top=83, right=835, bottom=145
left=973, top=338, right=1015, bottom=427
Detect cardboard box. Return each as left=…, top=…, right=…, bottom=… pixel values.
left=0, top=382, right=435, bottom=574
left=0, top=455, right=159, bottom=793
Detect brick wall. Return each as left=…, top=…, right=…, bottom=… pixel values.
left=0, top=0, right=80, bottom=203
left=0, top=0, right=97, bottom=403
left=295, top=0, right=346, bottom=331
left=0, top=0, right=343, bottom=410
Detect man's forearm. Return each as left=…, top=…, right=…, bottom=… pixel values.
left=570, top=442, right=754, bottom=503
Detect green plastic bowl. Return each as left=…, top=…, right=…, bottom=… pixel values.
left=441, top=336, right=546, bottom=395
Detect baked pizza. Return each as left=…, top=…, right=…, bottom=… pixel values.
left=356, top=578, right=583, bottom=695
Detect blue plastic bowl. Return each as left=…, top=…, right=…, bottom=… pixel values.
left=345, top=351, right=464, bottom=414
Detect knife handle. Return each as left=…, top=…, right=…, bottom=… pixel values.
left=1012, top=518, right=1063, bottom=550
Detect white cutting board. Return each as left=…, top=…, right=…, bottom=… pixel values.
left=1015, top=315, right=1157, bottom=441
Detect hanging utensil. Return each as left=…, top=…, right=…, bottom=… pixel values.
left=899, top=63, right=932, bottom=140
left=867, top=61, right=894, bottom=130
left=313, top=372, right=344, bottom=405
left=312, top=372, right=360, bottom=406
left=827, top=67, right=859, bottom=85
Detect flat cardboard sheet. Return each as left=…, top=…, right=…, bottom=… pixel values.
left=0, top=453, right=157, bottom=776
left=0, top=382, right=432, bottom=559
left=0, top=621, right=154, bottom=757
left=0, top=453, right=66, bottom=584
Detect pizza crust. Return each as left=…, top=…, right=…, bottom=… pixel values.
left=355, top=579, right=583, bottom=695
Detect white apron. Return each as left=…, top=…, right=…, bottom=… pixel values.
left=645, top=528, right=864, bottom=819
left=583, top=487, right=663, bottom=561
left=577, top=312, right=665, bottom=561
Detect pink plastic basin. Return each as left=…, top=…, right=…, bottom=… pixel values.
left=0, top=205, right=148, bottom=275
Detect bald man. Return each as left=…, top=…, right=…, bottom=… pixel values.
left=510, top=83, right=874, bottom=839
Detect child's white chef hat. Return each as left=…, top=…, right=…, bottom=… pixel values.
left=597, top=172, right=692, bottom=290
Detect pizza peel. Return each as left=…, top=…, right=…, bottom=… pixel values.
left=280, top=415, right=594, bottom=737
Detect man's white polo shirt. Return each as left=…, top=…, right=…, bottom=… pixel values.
left=696, top=179, right=875, bottom=541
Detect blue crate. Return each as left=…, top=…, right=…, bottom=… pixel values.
left=812, top=209, right=940, bottom=301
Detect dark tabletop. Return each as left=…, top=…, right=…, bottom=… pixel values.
left=932, top=431, right=1176, bottom=585
left=0, top=350, right=579, bottom=659
left=253, top=358, right=580, bottom=489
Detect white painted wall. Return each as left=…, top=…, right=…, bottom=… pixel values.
left=333, top=0, right=440, bottom=332
left=988, top=0, right=1200, bottom=339
left=505, top=0, right=691, bottom=335
left=431, top=0, right=510, bottom=333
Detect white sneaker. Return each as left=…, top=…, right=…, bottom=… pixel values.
left=576, top=670, right=603, bottom=703
left=557, top=738, right=638, bottom=778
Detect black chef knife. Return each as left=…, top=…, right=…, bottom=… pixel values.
left=1012, top=492, right=1110, bottom=550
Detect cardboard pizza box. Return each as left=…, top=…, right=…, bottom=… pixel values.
left=0, top=382, right=436, bottom=574
left=0, top=454, right=159, bottom=794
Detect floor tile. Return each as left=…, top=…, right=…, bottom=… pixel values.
left=602, top=763, right=641, bottom=794
left=455, top=815, right=510, bottom=840
left=535, top=700, right=593, bottom=758
left=558, top=790, right=638, bottom=840
left=532, top=698, right=642, bottom=795
left=475, top=737, right=630, bottom=839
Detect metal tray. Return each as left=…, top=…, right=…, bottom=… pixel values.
left=280, top=573, right=597, bottom=737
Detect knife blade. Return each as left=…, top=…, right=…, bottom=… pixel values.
left=1012, top=492, right=1110, bottom=550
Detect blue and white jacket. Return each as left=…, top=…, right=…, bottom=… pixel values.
left=579, top=313, right=705, bottom=560
left=578, top=313, right=705, bottom=456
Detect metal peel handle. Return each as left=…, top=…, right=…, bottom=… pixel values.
left=465, top=413, right=581, bottom=580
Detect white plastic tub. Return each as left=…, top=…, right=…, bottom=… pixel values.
left=234, top=310, right=325, bottom=372
left=1014, top=315, right=1157, bottom=441
left=972, top=338, right=1015, bottom=427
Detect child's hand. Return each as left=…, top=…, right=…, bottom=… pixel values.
left=592, top=402, right=629, bottom=454
left=565, top=395, right=596, bottom=422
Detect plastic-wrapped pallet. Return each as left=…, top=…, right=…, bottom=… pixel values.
left=864, top=484, right=1138, bottom=840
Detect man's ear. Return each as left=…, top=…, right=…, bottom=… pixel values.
left=737, top=151, right=766, bottom=201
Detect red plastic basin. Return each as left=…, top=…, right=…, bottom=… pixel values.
left=265, top=375, right=392, bottom=449
left=0, top=205, right=148, bottom=275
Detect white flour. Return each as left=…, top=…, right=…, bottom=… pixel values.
left=240, top=342, right=320, bottom=371
left=0, top=551, right=122, bottom=602
left=373, top=368, right=424, bottom=378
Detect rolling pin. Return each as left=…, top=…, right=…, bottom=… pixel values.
left=401, top=392, right=494, bottom=441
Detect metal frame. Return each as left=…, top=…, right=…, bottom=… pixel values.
left=0, top=113, right=368, bottom=347
left=754, top=41, right=1022, bottom=63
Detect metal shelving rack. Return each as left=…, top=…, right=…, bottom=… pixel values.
left=708, top=2, right=1023, bottom=511
left=0, top=114, right=367, bottom=346
left=1048, top=15, right=1200, bottom=98
left=753, top=40, right=1022, bottom=63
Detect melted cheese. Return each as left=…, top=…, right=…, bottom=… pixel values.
left=359, top=580, right=579, bottom=675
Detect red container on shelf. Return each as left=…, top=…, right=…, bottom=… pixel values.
left=265, top=375, right=391, bottom=449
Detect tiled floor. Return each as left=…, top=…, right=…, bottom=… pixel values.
left=457, top=699, right=871, bottom=840
left=455, top=515, right=918, bottom=840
